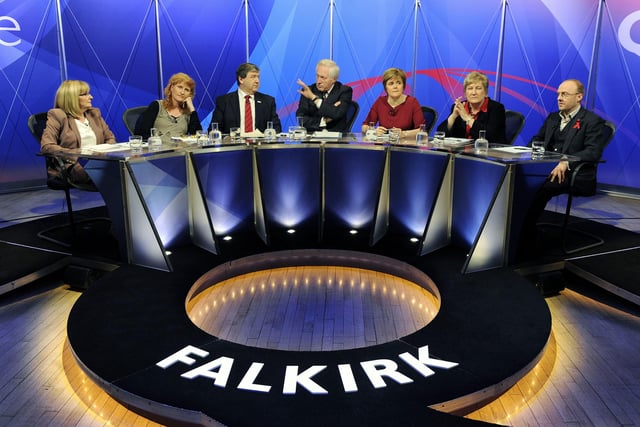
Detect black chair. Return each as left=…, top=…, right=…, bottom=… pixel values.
left=505, top=110, right=525, bottom=144
left=344, top=100, right=360, bottom=132
left=540, top=120, right=616, bottom=254
left=421, top=106, right=438, bottom=134
left=28, top=112, right=106, bottom=248
left=122, top=106, right=147, bottom=135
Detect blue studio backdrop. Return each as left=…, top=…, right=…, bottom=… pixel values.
left=1, top=0, right=639, bottom=192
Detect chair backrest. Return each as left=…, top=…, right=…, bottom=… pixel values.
left=601, top=120, right=615, bottom=150
left=122, top=106, right=147, bottom=135
left=28, top=112, right=68, bottom=188
left=505, top=109, right=525, bottom=144
left=28, top=112, right=49, bottom=143
left=421, top=106, right=438, bottom=134
left=344, top=100, right=359, bottom=132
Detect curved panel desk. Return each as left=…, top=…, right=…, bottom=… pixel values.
left=76, top=137, right=563, bottom=273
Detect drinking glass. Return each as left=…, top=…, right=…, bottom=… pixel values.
left=433, top=131, right=445, bottom=145
left=531, top=140, right=545, bottom=159
left=388, top=129, right=401, bottom=144
left=230, top=127, right=241, bottom=142
left=365, top=122, right=377, bottom=141
left=129, top=135, right=143, bottom=153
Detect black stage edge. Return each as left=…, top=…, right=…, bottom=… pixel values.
left=3, top=209, right=640, bottom=425
left=65, top=244, right=548, bottom=427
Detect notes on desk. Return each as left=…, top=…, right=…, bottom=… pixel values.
left=491, top=146, right=532, bottom=153
left=441, top=137, right=471, bottom=147
left=89, top=143, right=132, bottom=152
left=311, top=130, right=342, bottom=139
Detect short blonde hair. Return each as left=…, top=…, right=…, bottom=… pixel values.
left=163, top=72, right=196, bottom=112
left=382, top=68, right=407, bottom=91
left=463, top=71, right=489, bottom=92
left=54, top=80, right=90, bottom=119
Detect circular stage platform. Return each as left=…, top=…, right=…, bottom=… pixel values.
left=67, top=245, right=551, bottom=426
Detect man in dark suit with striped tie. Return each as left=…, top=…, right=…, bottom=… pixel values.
left=296, top=59, right=353, bottom=133
left=209, top=63, right=282, bottom=134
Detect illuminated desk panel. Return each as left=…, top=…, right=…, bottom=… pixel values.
left=387, top=147, right=451, bottom=252
left=323, top=145, right=387, bottom=245
left=255, top=145, right=322, bottom=243
left=80, top=140, right=565, bottom=273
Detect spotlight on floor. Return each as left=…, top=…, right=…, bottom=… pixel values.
left=349, top=229, right=358, bottom=235
left=287, top=229, right=296, bottom=234
left=409, top=237, right=419, bottom=243
left=222, top=235, right=232, bottom=241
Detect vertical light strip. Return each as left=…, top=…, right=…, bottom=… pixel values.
left=54, top=0, right=67, bottom=81
left=155, top=0, right=164, bottom=97
left=411, top=0, right=420, bottom=97
left=494, top=0, right=508, bottom=101
left=329, top=0, right=335, bottom=59
left=586, top=0, right=604, bottom=110
left=245, top=0, right=250, bottom=61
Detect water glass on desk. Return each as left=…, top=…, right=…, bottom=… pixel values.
left=433, top=131, right=445, bottom=146
left=129, top=135, right=143, bottom=153
left=148, top=128, right=162, bottom=152
left=230, top=127, right=241, bottom=142
left=474, top=130, right=488, bottom=153
left=531, top=139, right=545, bottom=159
left=388, top=129, right=401, bottom=144
left=365, top=122, right=377, bottom=141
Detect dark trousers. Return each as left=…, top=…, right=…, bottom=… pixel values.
left=517, top=170, right=596, bottom=260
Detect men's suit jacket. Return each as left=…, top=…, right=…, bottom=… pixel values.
left=296, top=81, right=353, bottom=132
left=531, top=107, right=606, bottom=192
left=210, top=91, right=281, bottom=134
left=531, top=107, right=605, bottom=168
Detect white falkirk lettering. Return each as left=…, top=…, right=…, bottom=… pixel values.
left=337, top=363, right=358, bottom=393
left=237, top=362, right=271, bottom=393
left=181, top=356, right=234, bottom=388
left=283, top=365, right=328, bottom=395
left=360, top=359, right=413, bottom=389
left=156, top=345, right=209, bottom=369
left=399, top=345, right=459, bottom=377
left=0, top=16, right=21, bottom=47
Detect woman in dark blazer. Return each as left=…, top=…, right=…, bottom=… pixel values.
left=436, top=71, right=506, bottom=144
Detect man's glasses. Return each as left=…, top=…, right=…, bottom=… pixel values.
left=557, top=92, right=578, bottom=99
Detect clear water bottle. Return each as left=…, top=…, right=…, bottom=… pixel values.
left=264, top=121, right=277, bottom=140
left=148, top=127, right=162, bottom=152
left=209, top=122, right=222, bottom=144
left=475, top=129, right=488, bottom=153
left=415, top=123, right=429, bottom=145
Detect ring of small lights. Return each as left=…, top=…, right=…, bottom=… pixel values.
left=67, top=248, right=552, bottom=426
